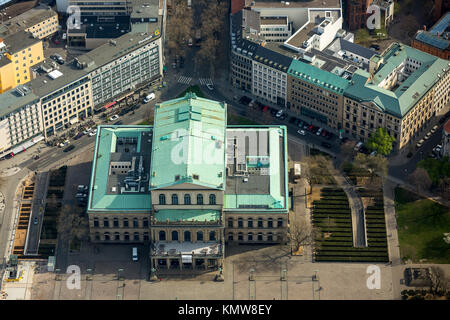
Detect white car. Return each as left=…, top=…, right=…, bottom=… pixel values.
left=416, top=139, right=424, bottom=148
left=89, top=129, right=97, bottom=137
left=275, top=110, right=283, bottom=118
left=143, top=93, right=155, bottom=104
left=424, top=132, right=432, bottom=140
left=297, top=129, right=306, bottom=136
left=354, top=141, right=363, bottom=151
left=206, top=84, right=214, bottom=91
left=430, top=125, right=438, bottom=133
left=59, top=140, right=70, bottom=148
left=316, top=128, right=323, bottom=136
left=109, top=114, right=119, bottom=121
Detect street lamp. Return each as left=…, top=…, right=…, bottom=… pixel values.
left=313, top=269, right=318, bottom=281
left=249, top=268, right=255, bottom=281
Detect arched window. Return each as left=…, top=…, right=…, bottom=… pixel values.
left=268, top=218, right=273, bottom=228
left=143, top=232, right=149, bottom=241
left=103, top=218, right=109, bottom=227
left=257, top=232, right=263, bottom=241
left=124, top=232, right=130, bottom=241
left=277, top=218, right=283, bottom=227
left=209, top=231, right=216, bottom=241
left=197, top=194, right=203, bottom=205
left=104, top=232, right=110, bottom=241
left=134, top=232, right=139, bottom=241
left=93, top=218, right=99, bottom=227
left=123, top=217, right=129, bottom=228
left=238, top=218, right=243, bottom=228
left=184, top=194, right=191, bottom=205
left=171, top=194, right=178, bottom=205
left=248, top=232, right=253, bottom=241
left=257, top=218, right=263, bottom=228
left=159, top=230, right=166, bottom=241
left=184, top=231, right=191, bottom=241
left=238, top=232, right=243, bottom=241
left=197, top=231, right=203, bottom=241
left=247, top=218, right=253, bottom=228
left=172, top=230, right=179, bottom=241
left=267, top=232, right=273, bottom=241
left=228, top=233, right=234, bottom=241
left=228, top=218, right=234, bottom=228
left=94, top=232, right=100, bottom=241
left=143, top=218, right=149, bottom=228
left=159, top=194, right=166, bottom=205
left=133, top=218, right=139, bottom=228
left=209, top=194, right=216, bottom=205
left=113, top=217, right=119, bottom=227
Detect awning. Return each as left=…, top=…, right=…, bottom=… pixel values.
left=10, top=135, right=44, bottom=155
left=181, top=254, right=192, bottom=263
left=104, top=101, right=117, bottom=109
left=116, top=91, right=134, bottom=102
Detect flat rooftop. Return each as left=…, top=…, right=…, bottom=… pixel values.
left=88, top=125, right=153, bottom=212
left=285, top=22, right=315, bottom=47
left=0, top=4, right=57, bottom=37
left=224, top=126, right=288, bottom=211
left=247, top=0, right=340, bottom=9
left=2, top=30, right=40, bottom=53
left=260, top=17, right=287, bottom=25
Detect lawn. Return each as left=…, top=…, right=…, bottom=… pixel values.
left=395, top=188, right=450, bottom=264
left=227, top=113, right=258, bottom=125
left=176, top=85, right=205, bottom=98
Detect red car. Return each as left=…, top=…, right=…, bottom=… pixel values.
left=262, top=106, right=269, bottom=112
left=307, top=125, right=314, bottom=131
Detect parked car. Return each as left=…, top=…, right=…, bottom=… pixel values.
left=59, top=140, right=70, bottom=148
left=297, top=129, right=306, bottom=136
left=270, top=109, right=278, bottom=117
left=63, top=145, right=75, bottom=152
left=279, top=114, right=287, bottom=120
left=416, top=139, right=424, bottom=148
left=424, top=132, right=432, bottom=140
left=354, top=141, right=363, bottom=151
left=89, top=129, right=97, bottom=137
left=74, top=132, right=84, bottom=140
left=321, top=130, right=328, bottom=137
left=275, top=109, right=283, bottom=118
left=33, top=217, right=38, bottom=225
left=430, top=125, right=439, bottom=133
left=206, top=83, right=214, bottom=91
left=77, top=185, right=88, bottom=192
left=143, top=93, right=155, bottom=103
left=316, top=128, right=323, bottom=136
left=239, top=96, right=251, bottom=105
left=75, top=193, right=87, bottom=198
left=370, top=150, right=377, bottom=156
left=109, top=114, right=119, bottom=121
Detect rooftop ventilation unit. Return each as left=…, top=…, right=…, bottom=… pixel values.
left=15, top=85, right=31, bottom=96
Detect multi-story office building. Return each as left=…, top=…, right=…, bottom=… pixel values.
left=251, top=45, right=292, bottom=107
left=412, top=12, right=450, bottom=60
left=344, top=43, right=450, bottom=149
left=87, top=93, right=289, bottom=273
left=0, top=29, right=163, bottom=157
left=0, top=5, right=59, bottom=40
left=230, top=39, right=258, bottom=91
left=287, top=59, right=349, bottom=130
left=0, top=31, right=44, bottom=93
left=259, top=16, right=292, bottom=42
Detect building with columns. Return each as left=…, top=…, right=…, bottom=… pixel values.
left=87, top=93, right=289, bottom=274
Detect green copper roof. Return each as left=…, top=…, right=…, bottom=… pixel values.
left=150, top=92, right=227, bottom=190
left=88, top=125, right=152, bottom=212
left=154, top=209, right=221, bottom=222
left=288, top=59, right=350, bottom=95
left=345, top=43, right=450, bottom=118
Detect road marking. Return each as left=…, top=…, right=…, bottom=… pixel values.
left=199, top=78, right=213, bottom=86
left=177, top=76, right=192, bottom=84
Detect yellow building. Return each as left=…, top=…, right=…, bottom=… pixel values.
left=0, top=31, right=43, bottom=93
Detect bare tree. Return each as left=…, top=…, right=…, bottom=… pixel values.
left=287, top=216, right=314, bottom=253
left=407, top=168, right=432, bottom=193
left=57, top=205, right=89, bottom=242
left=429, top=266, right=449, bottom=296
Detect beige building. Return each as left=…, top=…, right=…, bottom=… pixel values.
left=0, top=5, right=59, bottom=40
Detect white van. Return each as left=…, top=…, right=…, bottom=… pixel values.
left=143, top=93, right=155, bottom=104
left=132, top=247, right=138, bottom=261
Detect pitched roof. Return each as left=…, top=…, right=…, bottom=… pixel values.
left=149, top=93, right=227, bottom=190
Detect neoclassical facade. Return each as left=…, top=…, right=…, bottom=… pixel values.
left=87, top=93, right=289, bottom=275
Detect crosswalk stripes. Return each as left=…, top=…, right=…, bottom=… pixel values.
left=177, top=76, right=192, bottom=84
left=199, top=78, right=213, bottom=86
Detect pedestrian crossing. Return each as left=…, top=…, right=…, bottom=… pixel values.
left=199, top=78, right=213, bottom=86
left=177, top=76, right=192, bottom=84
